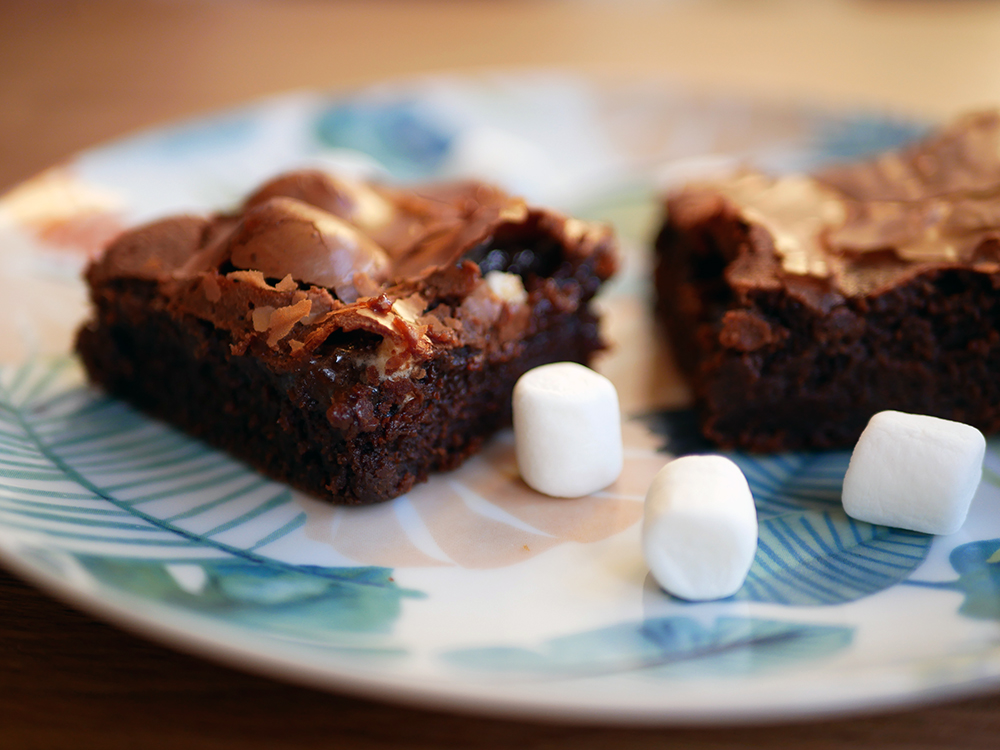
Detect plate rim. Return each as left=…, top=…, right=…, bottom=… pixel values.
left=4, top=539, right=1000, bottom=727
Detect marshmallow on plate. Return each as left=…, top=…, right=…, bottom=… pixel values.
left=642, top=455, right=758, bottom=601
left=842, top=410, right=986, bottom=535
left=512, top=362, right=623, bottom=498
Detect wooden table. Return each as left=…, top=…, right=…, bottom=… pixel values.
left=4, top=1, right=1000, bottom=746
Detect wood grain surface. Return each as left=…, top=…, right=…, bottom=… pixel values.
left=4, top=1, right=1000, bottom=746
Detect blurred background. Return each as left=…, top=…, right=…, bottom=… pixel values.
left=4, top=0, right=1000, bottom=194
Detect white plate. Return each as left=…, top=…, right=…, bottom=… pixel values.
left=2, top=72, right=999, bottom=725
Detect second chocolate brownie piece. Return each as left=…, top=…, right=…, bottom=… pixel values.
left=654, top=111, right=1000, bottom=451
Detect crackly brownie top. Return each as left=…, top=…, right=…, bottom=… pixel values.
left=87, top=170, right=617, bottom=377
left=665, top=110, right=1000, bottom=309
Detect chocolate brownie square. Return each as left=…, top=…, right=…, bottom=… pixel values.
left=77, top=170, right=617, bottom=504
left=654, top=111, right=1000, bottom=451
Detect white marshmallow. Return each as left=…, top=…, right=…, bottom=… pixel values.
left=642, top=455, right=758, bottom=601
left=513, top=362, right=623, bottom=498
left=842, top=410, right=986, bottom=535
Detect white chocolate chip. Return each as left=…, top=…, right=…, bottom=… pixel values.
left=484, top=270, right=528, bottom=305
left=842, top=410, right=986, bottom=535
left=512, top=362, right=623, bottom=498
left=642, top=455, right=758, bottom=601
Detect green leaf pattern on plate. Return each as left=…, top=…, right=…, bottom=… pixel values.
left=77, top=557, right=411, bottom=642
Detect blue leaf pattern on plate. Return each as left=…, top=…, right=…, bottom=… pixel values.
left=444, top=616, right=852, bottom=678
left=813, top=114, right=929, bottom=163
left=741, top=509, right=930, bottom=605
left=314, top=99, right=453, bottom=179
left=908, top=538, right=1000, bottom=622
left=646, top=411, right=933, bottom=605
left=0, top=359, right=419, bottom=641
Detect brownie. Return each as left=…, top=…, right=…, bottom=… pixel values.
left=76, top=170, right=617, bottom=504
left=654, top=110, right=1000, bottom=451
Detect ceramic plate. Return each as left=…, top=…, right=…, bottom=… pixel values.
left=2, top=72, right=999, bottom=725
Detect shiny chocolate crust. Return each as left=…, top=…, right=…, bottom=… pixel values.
left=77, top=170, right=617, bottom=504
left=655, top=111, right=1000, bottom=451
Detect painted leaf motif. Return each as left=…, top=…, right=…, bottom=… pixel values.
left=946, top=539, right=1000, bottom=620
left=443, top=616, right=852, bottom=678
left=314, top=100, right=453, bottom=179
left=732, top=452, right=931, bottom=605
left=647, top=410, right=933, bottom=605
left=1, top=358, right=657, bottom=573
left=739, top=510, right=931, bottom=605
left=77, top=557, right=410, bottom=641
left=814, top=115, right=928, bottom=163
left=729, top=451, right=850, bottom=517
left=906, top=539, right=1000, bottom=622
left=0, top=359, right=418, bottom=640
left=1, top=361, right=310, bottom=561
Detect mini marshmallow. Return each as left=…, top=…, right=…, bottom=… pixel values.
left=842, top=410, right=986, bottom=535
left=513, top=362, right=623, bottom=498
left=642, top=455, right=758, bottom=601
